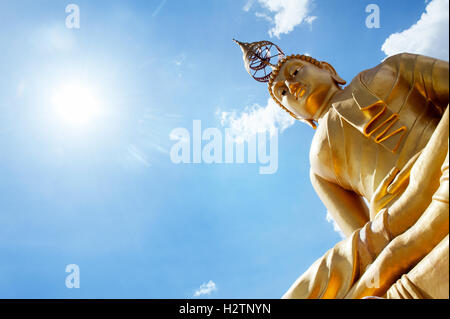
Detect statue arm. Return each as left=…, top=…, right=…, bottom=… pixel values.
left=310, top=170, right=369, bottom=237
left=429, top=58, right=449, bottom=111
left=344, top=107, right=449, bottom=298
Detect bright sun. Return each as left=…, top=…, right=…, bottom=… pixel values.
left=51, top=82, right=102, bottom=126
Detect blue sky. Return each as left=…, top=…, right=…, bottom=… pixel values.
left=0, top=0, right=448, bottom=298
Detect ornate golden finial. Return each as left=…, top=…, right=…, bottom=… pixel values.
left=233, top=39, right=285, bottom=83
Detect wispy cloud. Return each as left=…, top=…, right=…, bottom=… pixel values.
left=304, top=15, right=317, bottom=30
left=152, top=0, right=168, bottom=17
left=218, top=98, right=295, bottom=143
left=127, top=144, right=150, bottom=167
left=381, top=0, right=449, bottom=61
left=31, top=24, right=75, bottom=52
left=173, top=53, right=186, bottom=67
left=243, top=0, right=255, bottom=12
left=172, top=53, right=189, bottom=78
left=326, top=211, right=346, bottom=239
left=245, top=0, right=316, bottom=38
left=304, top=15, right=317, bottom=25
left=255, top=12, right=273, bottom=23
left=193, top=280, right=218, bottom=297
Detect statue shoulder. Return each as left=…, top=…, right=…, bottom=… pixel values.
left=359, top=53, right=445, bottom=98
left=374, top=52, right=421, bottom=72
left=357, top=54, right=410, bottom=97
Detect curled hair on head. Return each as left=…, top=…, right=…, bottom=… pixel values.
left=268, top=54, right=323, bottom=88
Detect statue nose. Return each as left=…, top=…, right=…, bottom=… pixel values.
left=285, top=80, right=300, bottom=94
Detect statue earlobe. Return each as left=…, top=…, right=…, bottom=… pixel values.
left=331, top=73, right=346, bottom=86
left=320, top=61, right=347, bottom=85
left=300, top=119, right=318, bottom=130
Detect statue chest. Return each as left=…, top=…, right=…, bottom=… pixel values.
left=311, top=109, right=398, bottom=200
left=320, top=78, right=440, bottom=197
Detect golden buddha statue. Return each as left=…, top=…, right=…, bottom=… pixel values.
left=234, top=39, right=449, bottom=299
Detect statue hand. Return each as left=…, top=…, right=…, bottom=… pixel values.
left=369, top=150, right=422, bottom=219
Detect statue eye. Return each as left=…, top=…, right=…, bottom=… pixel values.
left=281, top=89, right=287, bottom=96
left=292, top=66, right=302, bottom=77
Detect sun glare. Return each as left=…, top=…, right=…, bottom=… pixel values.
left=51, top=82, right=102, bottom=126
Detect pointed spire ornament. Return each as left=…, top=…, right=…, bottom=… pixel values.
left=233, top=39, right=285, bottom=83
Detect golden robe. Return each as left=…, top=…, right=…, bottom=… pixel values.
left=284, top=53, right=449, bottom=299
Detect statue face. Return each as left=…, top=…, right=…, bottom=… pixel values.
left=270, top=59, right=338, bottom=120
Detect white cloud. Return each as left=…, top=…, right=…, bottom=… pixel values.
left=326, top=211, right=346, bottom=239
left=193, top=280, right=217, bottom=297
left=219, top=98, right=295, bottom=142
left=381, top=0, right=449, bottom=61
left=247, top=0, right=316, bottom=38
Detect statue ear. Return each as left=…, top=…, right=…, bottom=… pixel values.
left=320, top=61, right=346, bottom=85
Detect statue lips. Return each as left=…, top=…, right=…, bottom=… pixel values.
left=295, top=85, right=307, bottom=100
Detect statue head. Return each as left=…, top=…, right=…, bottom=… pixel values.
left=235, top=39, right=346, bottom=129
